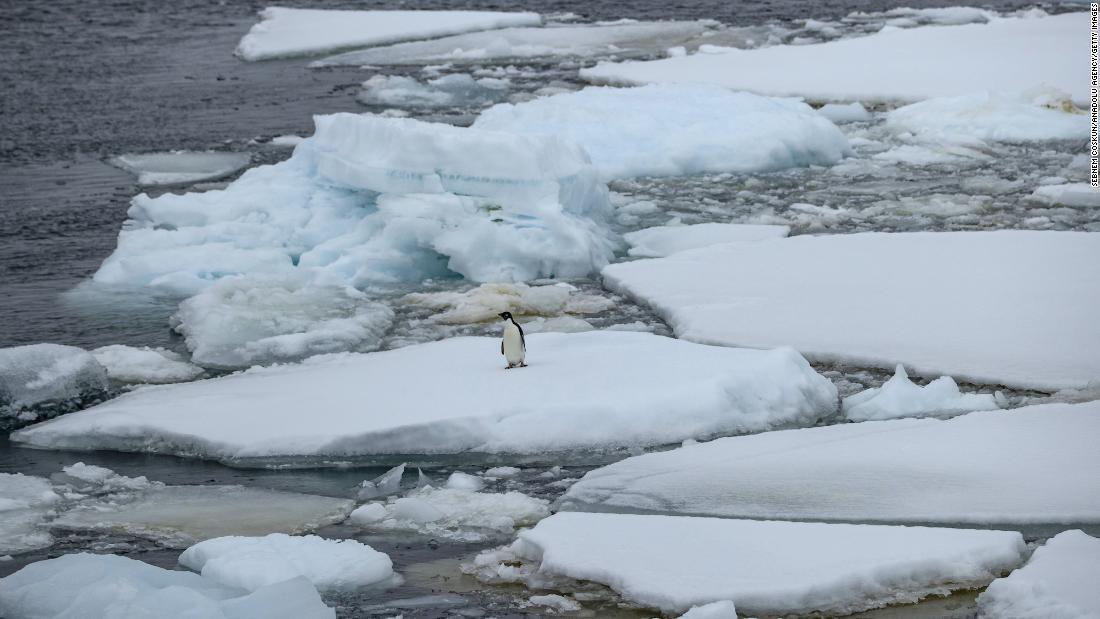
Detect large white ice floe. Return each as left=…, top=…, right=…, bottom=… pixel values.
left=1030, top=182, right=1100, bottom=208
left=0, top=553, right=334, bottom=619
left=236, top=7, right=541, bottom=61
left=312, top=21, right=713, bottom=66
left=977, top=530, right=1100, bottom=618
left=92, top=113, right=615, bottom=296
left=0, top=474, right=58, bottom=555
left=179, top=533, right=395, bottom=592
left=472, top=512, right=1025, bottom=616
left=581, top=12, right=1085, bottom=104
left=401, top=281, right=612, bottom=324
left=842, top=364, right=1002, bottom=422
left=91, top=345, right=203, bottom=383
left=623, top=222, right=789, bottom=258
left=11, top=331, right=837, bottom=461
left=602, top=231, right=1100, bottom=391
left=170, top=274, right=394, bottom=369
left=0, top=344, right=109, bottom=424
left=560, top=401, right=1100, bottom=525
left=474, top=84, right=850, bottom=179
left=885, top=89, right=1087, bottom=144
left=110, top=151, right=251, bottom=186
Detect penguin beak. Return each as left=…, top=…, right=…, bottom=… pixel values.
left=498, top=312, right=507, bottom=319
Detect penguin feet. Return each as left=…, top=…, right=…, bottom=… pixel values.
left=519, top=362, right=527, bottom=368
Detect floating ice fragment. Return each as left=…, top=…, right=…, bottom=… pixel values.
left=677, top=600, right=737, bottom=618
left=0, top=344, right=109, bottom=427
left=484, top=466, right=521, bottom=478
left=885, top=90, right=1086, bottom=144
left=91, top=345, right=203, bottom=383
left=358, top=463, right=407, bottom=500
left=402, top=282, right=612, bottom=325
left=623, top=222, right=788, bottom=258
left=527, top=594, right=581, bottom=612
left=1029, top=183, right=1100, bottom=208
left=110, top=151, right=251, bottom=186
left=816, top=102, right=870, bottom=123
left=0, top=473, right=58, bottom=555
left=359, top=73, right=509, bottom=108
left=445, top=472, right=484, bottom=492
left=843, top=364, right=1001, bottom=422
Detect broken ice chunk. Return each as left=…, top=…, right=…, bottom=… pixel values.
left=110, top=151, right=251, bottom=186
left=358, top=464, right=407, bottom=500
left=842, top=364, right=1001, bottom=422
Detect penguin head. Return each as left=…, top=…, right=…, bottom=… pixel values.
left=499, top=312, right=513, bottom=321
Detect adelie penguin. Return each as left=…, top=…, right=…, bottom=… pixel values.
left=498, top=311, right=526, bottom=369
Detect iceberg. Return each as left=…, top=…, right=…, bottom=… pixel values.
left=0, top=344, right=109, bottom=426
left=0, top=553, right=334, bottom=619
left=178, top=533, right=395, bottom=592
left=92, top=113, right=616, bottom=296
left=474, top=84, right=850, bottom=179
left=623, top=223, right=789, bottom=258
left=12, top=331, right=837, bottom=462
left=560, top=401, right=1100, bottom=526
left=843, top=364, right=1001, bottom=422
left=602, top=231, right=1100, bottom=391
left=474, top=512, right=1025, bottom=616
left=236, top=7, right=541, bottom=61
left=110, top=151, right=251, bottom=186
left=91, top=345, right=203, bottom=383
left=581, top=13, right=1085, bottom=104
left=977, top=530, right=1100, bottom=618
left=0, top=474, right=58, bottom=555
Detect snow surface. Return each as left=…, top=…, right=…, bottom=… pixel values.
left=623, top=222, right=789, bottom=258
left=885, top=90, right=1087, bottom=143
left=179, top=533, right=394, bottom=592
left=92, top=113, right=615, bottom=294
left=843, top=364, right=1001, bottom=422
left=12, top=331, right=837, bottom=460
left=581, top=13, right=1085, bottom=104
left=560, top=401, right=1100, bottom=525
left=480, top=512, right=1025, bottom=615
left=171, top=274, right=394, bottom=368
left=474, top=84, right=850, bottom=179
left=91, top=345, right=203, bottom=383
left=0, top=344, right=108, bottom=415
left=110, top=151, right=251, bottom=186
left=1030, top=183, right=1100, bottom=208
left=602, top=231, right=1100, bottom=391
left=0, top=553, right=334, bottom=619
left=0, top=474, right=58, bottom=555
left=358, top=73, right=509, bottom=108
left=978, top=530, right=1100, bottom=618
left=401, top=281, right=612, bottom=324
left=236, top=7, right=540, bottom=61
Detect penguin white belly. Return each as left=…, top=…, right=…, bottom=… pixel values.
left=503, top=322, right=525, bottom=365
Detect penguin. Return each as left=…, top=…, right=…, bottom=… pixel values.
left=498, top=311, right=526, bottom=369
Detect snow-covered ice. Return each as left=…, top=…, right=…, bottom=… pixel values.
left=401, top=282, right=612, bottom=324
left=52, top=462, right=159, bottom=495
left=358, top=73, right=510, bottom=108
left=978, top=530, right=1100, bottom=618
left=0, top=553, right=334, bottom=619
left=12, top=331, right=837, bottom=461
left=91, top=345, right=203, bottom=383
left=603, top=231, right=1100, bottom=391
left=110, top=151, right=251, bottom=186
left=816, top=102, right=871, bottom=123
left=1030, top=183, right=1100, bottom=208
left=474, top=84, right=850, bottom=178
left=0, top=344, right=109, bottom=422
left=236, top=7, right=541, bottom=61
left=475, top=512, right=1025, bottom=615
left=526, top=593, right=582, bottom=612
left=92, top=113, right=615, bottom=294
left=623, top=222, right=789, bottom=257
left=885, top=90, right=1087, bottom=143
left=171, top=275, right=394, bottom=369
left=677, top=601, right=737, bottom=618
left=0, top=474, right=58, bottom=555
left=843, top=364, right=1001, bottom=422
left=312, top=21, right=712, bottom=66
left=179, top=533, right=395, bottom=592
left=581, top=13, right=1085, bottom=104
left=561, top=401, right=1100, bottom=525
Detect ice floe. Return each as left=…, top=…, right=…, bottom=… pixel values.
left=1030, top=182, right=1100, bottom=208
left=92, top=113, right=615, bottom=295
left=312, top=21, right=712, bottom=66
left=978, top=530, right=1100, bottom=618
left=179, top=533, right=395, bottom=592
left=0, top=553, right=334, bottom=618
left=236, top=7, right=540, bottom=61
left=12, top=331, right=837, bottom=461
left=110, top=151, right=251, bottom=186
left=0, top=344, right=109, bottom=426
left=473, top=512, right=1025, bottom=615
left=677, top=601, right=737, bottom=618
left=401, top=281, right=612, bottom=324
left=170, top=275, right=394, bottom=369
left=474, top=83, right=850, bottom=178
left=0, top=474, right=58, bottom=555
left=561, top=401, right=1100, bottom=525
left=581, top=13, right=1084, bottom=104
left=603, top=231, right=1100, bottom=391
left=623, top=222, right=788, bottom=257
left=358, top=73, right=510, bottom=108
left=91, top=345, right=203, bottom=383
left=885, top=89, right=1087, bottom=143
left=843, top=364, right=1002, bottom=422
left=816, top=102, right=871, bottom=123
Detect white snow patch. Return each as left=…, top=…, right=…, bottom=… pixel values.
left=402, top=282, right=612, bottom=324
left=1030, top=183, right=1100, bottom=208
left=0, top=474, right=58, bottom=555
left=885, top=89, right=1086, bottom=143
left=623, top=223, right=789, bottom=258
left=236, top=7, right=540, bottom=61
left=978, top=530, right=1100, bottom=618
left=91, top=345, right=203, bottom=383
left=445, top=472, right=485, bottom=492
left=0, top=344, right=108, bottom=416
left=817, top=102, right=871, bottom=123
left=843, top=364, right=1001, bottom=422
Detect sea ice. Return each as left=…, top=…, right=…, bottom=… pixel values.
left=170, top=274, right=394, bottom=369
left=843, top=364, right=1001, bottom=422
left=0, top=344, right=109, bottom=423
left=1030, top=183, right=1100, bottom=208
left=526, top=593, right=581, bottom=612
left=623, top=222, right=789, bottom=258
left=581, top=13, right=1085, bottom=104
left=110, top=151, right=251, bottom=186
left=477, top=512, right=1025, bottom=615
left=358, top=463, right=407, bottom=500
left=236, top=7, right=540, bottom=61
left=179, top=533, right=395, bottom=592
left=12, top=331, right=837, bottom=461
left=678, top=601, right=737, bottom=618
left=602, top=231, right=1100, bottom=391
left=0, top=474, right=58, bottom=555
left=561, top=401, right=1100, bottom=525
left=0, top=553, right=334, bottom=619
left=358, top=73, right=509, bottom=108
left=312, top=21, right=712, bottom=66
left=92, top=113, right=615, bottom=294
left=816, top=102, right=871, bottom=123
left=91, top=345, right=203, bottom=383
left=474, top=83, right=850, bottom=178
left=401, top=281, right=612, bottom=324
left=977, top=530, right=1100, bottom=618
left=885, top=90, right=1087, bottom=143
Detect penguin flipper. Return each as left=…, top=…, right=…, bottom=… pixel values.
left=501, top=340, right=504, bottom=355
